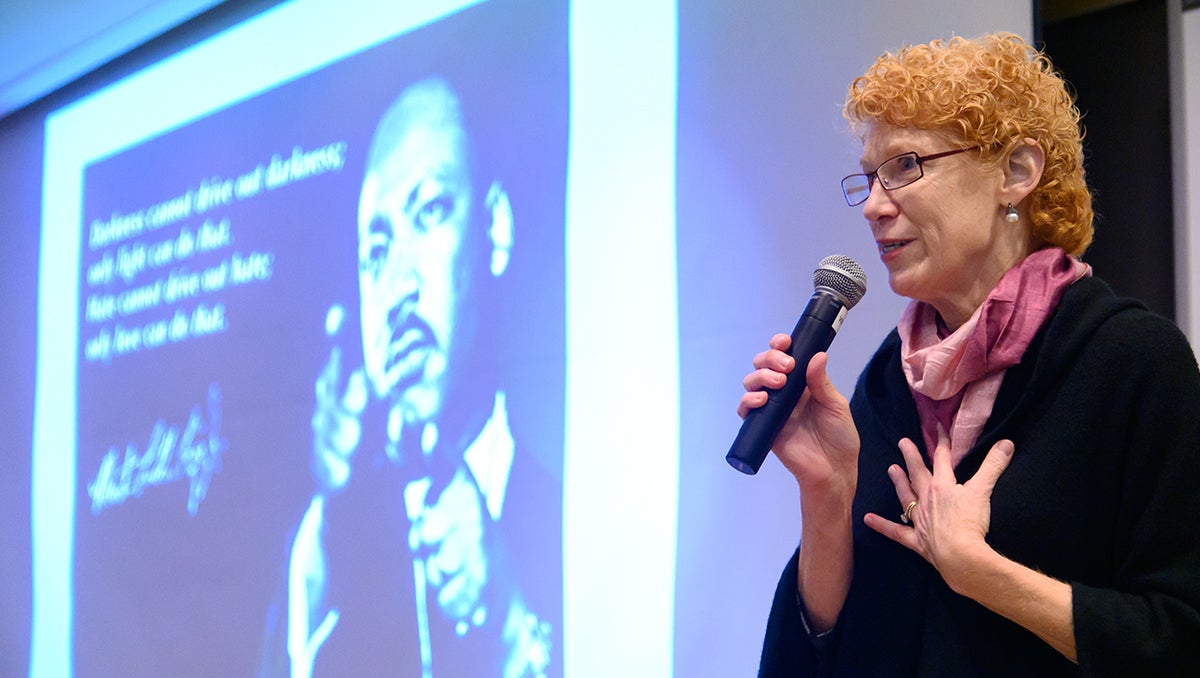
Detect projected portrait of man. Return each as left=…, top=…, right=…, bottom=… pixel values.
left=281, top=77, right=561, bottom=678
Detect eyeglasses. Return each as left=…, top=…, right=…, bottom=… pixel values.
left=840, top=148, right=975, bottom=206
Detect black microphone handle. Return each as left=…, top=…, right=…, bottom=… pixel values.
left=726, top=291, right=844, bottom=475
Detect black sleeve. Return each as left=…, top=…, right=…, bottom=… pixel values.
left=758, top=547, right=828, bottom=677
left=1071, top=313, right=1200, bottom=676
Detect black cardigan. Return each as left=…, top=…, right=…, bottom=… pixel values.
left=759, top=277, right=1200, bottom=677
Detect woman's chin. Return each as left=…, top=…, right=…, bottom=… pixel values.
left=885, top=270, right=919, bottom=299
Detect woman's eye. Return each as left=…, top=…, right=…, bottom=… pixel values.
left=896, top=156, right=919, bottom=173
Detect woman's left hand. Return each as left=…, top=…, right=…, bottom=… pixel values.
left=864, top=426, right=1015, bottom=594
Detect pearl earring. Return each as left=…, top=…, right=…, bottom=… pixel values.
left=1005, top=202, right=1019, bottom=223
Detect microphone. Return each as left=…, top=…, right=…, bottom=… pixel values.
left=726, top=254, right=867, bottom=475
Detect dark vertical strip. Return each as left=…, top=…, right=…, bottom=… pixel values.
left=1042, top=0, right=1176, bottom=319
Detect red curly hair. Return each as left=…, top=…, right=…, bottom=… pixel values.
left=844, top=33, right=1094, bottom=256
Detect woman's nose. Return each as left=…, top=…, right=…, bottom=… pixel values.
left=860, top=179, right=897, bottom=221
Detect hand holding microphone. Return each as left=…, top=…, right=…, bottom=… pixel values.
left=728, top=255, right=867, bottom=475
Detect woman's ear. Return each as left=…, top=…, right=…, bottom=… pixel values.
left=485, top=181, right=513, bottom=277
left=1001, top=137, right=1046, bottom=205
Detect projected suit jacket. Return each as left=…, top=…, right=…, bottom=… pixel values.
left=261, top=393, right=563, bottom=677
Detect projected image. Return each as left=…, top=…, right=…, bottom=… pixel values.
left=275, top=76, right=563, bottom=678
left=60, top=1, right=566, bottom=676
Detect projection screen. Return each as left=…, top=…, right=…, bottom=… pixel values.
left=23, top=0, right=1032, bottom=675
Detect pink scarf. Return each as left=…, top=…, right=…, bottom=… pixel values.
left=898, top=248, right=1091, bottom=466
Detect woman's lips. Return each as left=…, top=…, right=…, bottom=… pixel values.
left=878, top=240, right=912, bottom=256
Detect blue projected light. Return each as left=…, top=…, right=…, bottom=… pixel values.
left=19, top=0, right=1051, bottom=675
left=34, top=0, right=679, bottom=676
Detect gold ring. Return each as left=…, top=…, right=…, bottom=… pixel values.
left=901, top=500, right=918, bottom=524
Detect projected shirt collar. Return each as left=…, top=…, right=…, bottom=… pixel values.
left=461, top=390, right=515, bottom=521
left=401, top=390, right=514, bottom=531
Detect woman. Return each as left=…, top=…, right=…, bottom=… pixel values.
left=742, top=33, right=1200, bottom=676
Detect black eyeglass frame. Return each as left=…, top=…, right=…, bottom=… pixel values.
left=840, top=147, right=975, bottom=206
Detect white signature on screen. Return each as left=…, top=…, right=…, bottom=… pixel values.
left=87, top=383, right=227, bottom=516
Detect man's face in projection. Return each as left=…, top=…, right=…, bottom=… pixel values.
left=356, top=89, right=480, bottom=430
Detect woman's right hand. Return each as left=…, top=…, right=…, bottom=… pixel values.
left=739, top=333, right=860, bottom=632
left=737, top=333, right=859, bottom=494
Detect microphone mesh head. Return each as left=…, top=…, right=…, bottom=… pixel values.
left=813, top=254, right=867, bottom=308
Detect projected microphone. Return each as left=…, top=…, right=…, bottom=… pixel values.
left=726, top=254, right=867, bottom=475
